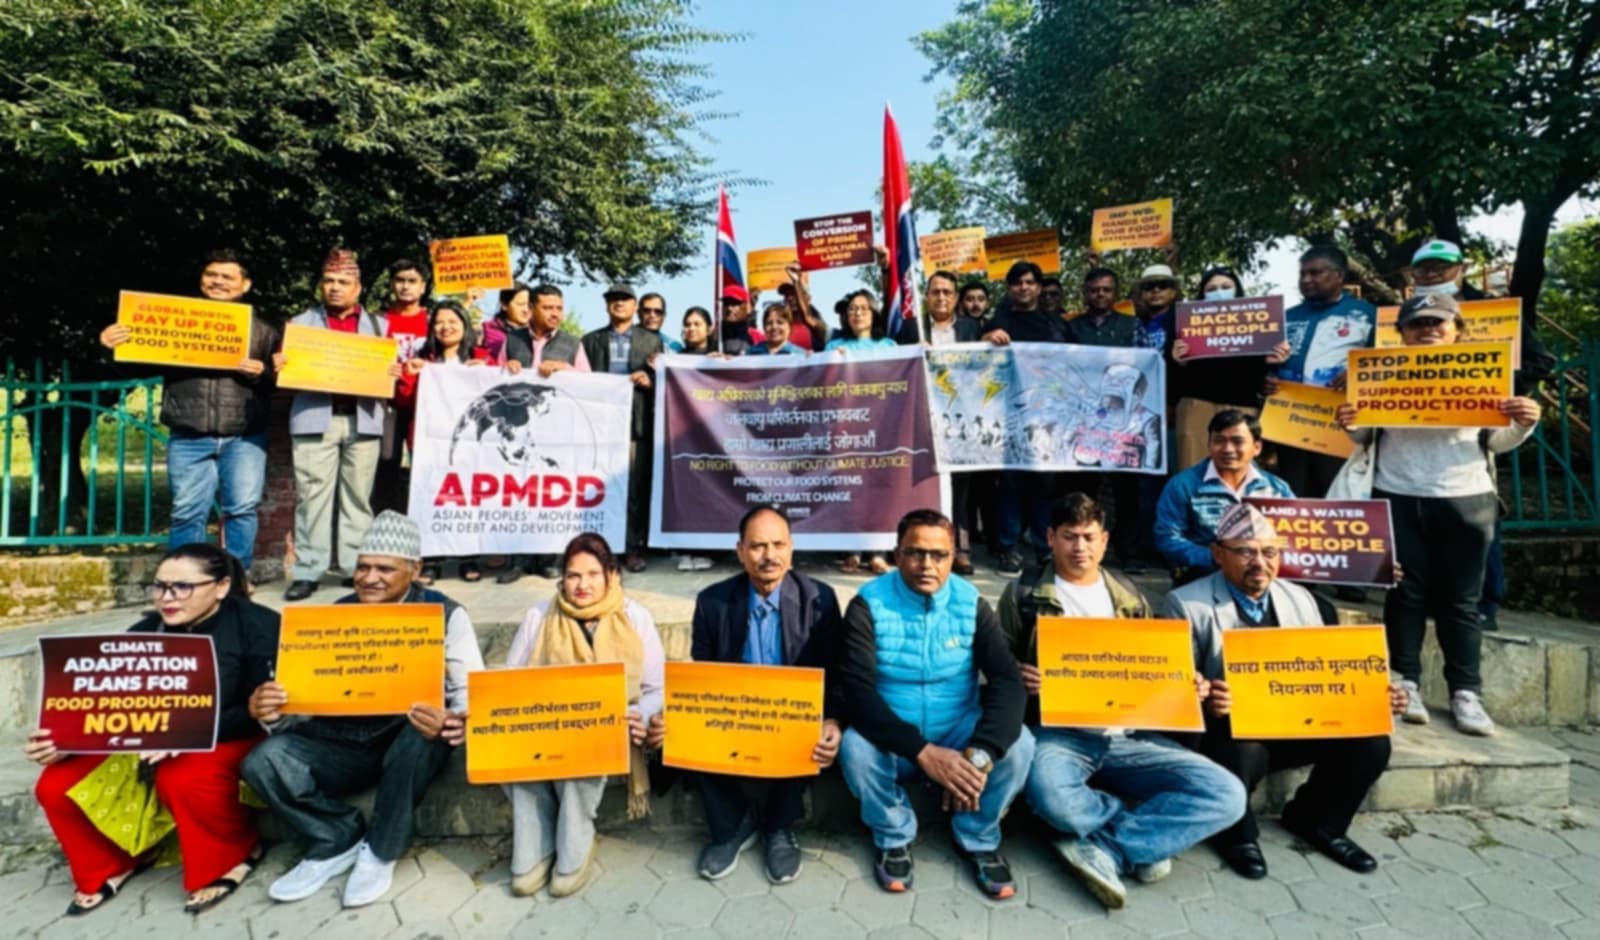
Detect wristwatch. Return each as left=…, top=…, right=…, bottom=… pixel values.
left=963, top=747, right=993, bottom=774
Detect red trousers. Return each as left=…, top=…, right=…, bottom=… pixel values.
left=35, top=738, right=261, bottom=893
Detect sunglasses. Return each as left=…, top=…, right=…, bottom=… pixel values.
left=640, top=307, right=665, bottom=315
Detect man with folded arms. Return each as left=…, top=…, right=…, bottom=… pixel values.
left=242, top=511, right=485, bottom=908
left=1164, top=503, right=1406, bottom=879
left=998, top=493, right=1244, bottom=909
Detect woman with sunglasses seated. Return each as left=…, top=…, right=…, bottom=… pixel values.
left=24, top=543, right=278, bottom=916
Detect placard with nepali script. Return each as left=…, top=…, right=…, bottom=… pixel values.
left=277, top=323, right=398, bottom=399
left=276, top=604, right=444, bottom=716
left=1248, top=498, right=1397, bottom=587
left=1376, top=297, right=1522, bottom=368
left=747, top=247, right=799, bottom=292
left=1036, top=618, right=1202, bottom=732
left=1259, top=381, right=1356, bottom=458
left=114, top=291, right=253, bottom=370
left=1091, top=198, right=1173, bottom=252
left=429, top=235, right=515, bottom=294
left=920, top=227, right=989, bottom=277
left=1222, top=626, right=1393, bottom=739
left=37, top=634, right=219, bottom=753
left=1174, top=296, right=1285, bottom=359
left=662, top=662, right=823, bottom=778
left=465, top=664, right=630, bottom=784
left=794, top=212, right=874, bottom=271
left=985, top=229, right=1061, bottom=280
left=1348, top=342, right=1512, bottom=428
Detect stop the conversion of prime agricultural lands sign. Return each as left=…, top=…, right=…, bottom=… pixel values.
left=793, top=212, right=875, bottom=271
left=1174, top=296, right=1285, bottom=359
left=1247, top=497, right=1397, bottom=587
left=465, top=663, right=630, bottom=784
left=429, top=235, right=515, bottom=294
left=276, top=604, right=444, bottom=716
left=38, top=634, right=219, bottom=753
left=1348, top=342, right=1512, bottom=428
left=1222, top=625, right=1393, bottom=739
left=1091, top=198, right=1173, bottom=252
left=114, top=291, right=252, bottom=370
left=1035, top=618, right=1202, bottom=733
left=662, top=662, right=823, bottom=778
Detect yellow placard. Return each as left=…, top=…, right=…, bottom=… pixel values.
left=113, top=291, right=253, bottom=370
left=277, top=604, right=445, bottom=716
left=1348, top=342, right=1512, bottom=428
left=1260, top=382, right=1356, bottom=458
left=465, top=663, right=631, bottom=784
left=1036, top=618, right=1203, bottom=732
left=984, top=229, right=1061, bottom=280
left=277, top=322, right=398, bottom=399
left=1221, top=625, right=1393, bottom=739
left=1091, top=198, right=1174, bottom=252
left=920, top=227, right=990, bottom=277
left=662, top=662, right=823, bottom=778
left=429, top=234, right=514, bottom=294
left=747, top=247, right=799, bottom=293
left=1375, top=297, right=1522, bottom=368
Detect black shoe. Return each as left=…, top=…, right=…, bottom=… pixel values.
left=764, top=829, right=802, bottom=884
left=1217, top=841, right=1268, bottom=879
left=874, top=846, right=913, bottom=893
left=1284, top=819, right=1377, bottom=873
left=996, top=551, right=1023, bottom=576
left=496, top=566, right=525, bottom=585
left=340, top=577, right=355, bottom=588
left=1479, top=609, right=1499, bottom=632
left=963, top=849, right=1016, bottom=900
left=284, top=580, right=318, bottom=601
left=698, top=814, right=759, bottom=880
left=1122, top=557, right=1148, bottom=575
left=536, top=555, right=561, bottom=579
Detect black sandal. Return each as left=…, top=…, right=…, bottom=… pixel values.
left=459, top=561, right=482, bottom=582
left=418, top=562, right=440, bottom=585
left=183, top=844, right=265, bottom=915
left=65, top=856, right=155, bottom=916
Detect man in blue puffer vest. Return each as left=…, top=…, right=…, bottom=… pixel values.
left=838, top=509, right=1032, bottom=900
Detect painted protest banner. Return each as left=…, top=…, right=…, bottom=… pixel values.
left=1348, top=342, right=1512, bottom=428
left=747, top=247, right=799, bottom=292
left=465, top=663, right=630, bottom=784
left=1036, top=618, right=1202, bottom=733
left=1259, top=381, right=1356, bottom=458
left=925, top=342, right=1167, bottom=474
left=276, top=604, right=444, bottom=716
left=113, top=291, right=253, bottom=370
left=429, top=235, right=514, bottom=294
left=37, top=635, right=219, bottom=753
left=1222, top=625, right=1393, bottom=739
left=408, top=365, right=633, bottom=556
left=1376, top=297, right=1522, bottom=368
left=651, top=348, right=943, bottom=551
left=277, top=323, right=398, bottom=399
left=1174, top=296, right=1285, bottom=359
left=662, top=662, right=823, bottom=778
left=793, top=211, right=875, bottom=271
left=919, top=227, right=989, bottom=277
left=1248, top=498, right=1397, bottom=587
left=1090, top=198, right=1174, bottom=252
left=984, top=229, right=1061, bottom=280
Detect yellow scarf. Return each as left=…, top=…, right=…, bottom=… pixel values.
left=529, top=578, right=650, bottom=818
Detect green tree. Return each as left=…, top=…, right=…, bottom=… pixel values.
left=1542, top=218, right=1600, bottom=340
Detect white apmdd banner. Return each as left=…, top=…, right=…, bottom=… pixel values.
left=408, top=365, right=634, bottom=556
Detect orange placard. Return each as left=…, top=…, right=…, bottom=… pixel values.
left=1091, top=198, right=1173, bottom=252
left=113, top=291, right=253, bottom=370
left=747, top=247, right=799, bottom=292
left=1036, top=618, right=1203, bottom=732
left=277, top=322, right=398, bottom=399
left=277, top=604, right=444, bottom=716
left=1260, top=382, right=1356, bottom=458
left=465, top=663, right=631, bottom=784
left=1348, top=342, right=1512, bottom=428
left=1376, top=297, right=1522, bottom=368
left=984, top=229, right=1061, bottom=280
left=920, top=227, right=989, bottom=277
left=1221, top=625, right=1393, bottom=739
left=429, top=234, right=514, bottom=294
left=662, top=662, right=823, bottom=778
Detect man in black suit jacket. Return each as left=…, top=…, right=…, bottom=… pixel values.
left=581, top=283, right=665, bottom=571
left=649, top=506, right=845, bottom=886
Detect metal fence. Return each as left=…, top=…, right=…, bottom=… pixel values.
left=1503, top=336, right=1600, bottom=533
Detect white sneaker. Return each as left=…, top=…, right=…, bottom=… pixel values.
left=691, top=555, right=713, bottom=571
left=268, top=843, right=361, bottom=902
left=676, top=554, right=696, bottom=572
left=1450, top=690, right=1496, bottom=736
left=1133, top=858, right=1172, bottom=884
left=1399, top=679, right=1429, bottom=725
left=341, top=842, right=396, bottom=908
left=1055, top=837, right=1127, bottom=910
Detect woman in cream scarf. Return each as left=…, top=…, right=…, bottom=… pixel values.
left=502, top=533, right=664, bottom=899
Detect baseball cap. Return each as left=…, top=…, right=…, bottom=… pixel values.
left=1411, top=239, right=1463, bottom=266
left=1395, top=292, right=1460, bottom=326
left=720, top=284, right=750, bottom=303
left=603, top=282, right=637, bottom=301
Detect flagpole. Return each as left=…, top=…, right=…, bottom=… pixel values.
left=713, top=183, right=724, bottom=352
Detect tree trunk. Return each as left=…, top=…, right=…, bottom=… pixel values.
left=1509, top=199, right=1558, bottom=321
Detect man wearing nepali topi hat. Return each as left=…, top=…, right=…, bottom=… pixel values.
left=1162, top=503, right=1408, bottom=881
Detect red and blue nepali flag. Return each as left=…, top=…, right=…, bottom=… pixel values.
left=882, top=105, right=919, bottom=342
left=714, top=184, right=747, bottom=306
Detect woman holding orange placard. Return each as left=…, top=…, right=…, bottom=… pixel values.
left=501, top=533, right=664, bottom=899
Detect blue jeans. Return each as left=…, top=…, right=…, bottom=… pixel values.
left=1025, top=728, right=1244, bottom=874
left=166, top=431, right=268, bottom=570
left=839, top=714, right=1035, bottom=853
left=995, top=470, right=1054, bottom=555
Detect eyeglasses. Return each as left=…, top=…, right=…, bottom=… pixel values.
left=899, top=548, right=952, bottom=564
left=1142, top=283, right=1175, bottom=292
left=1219, top=546, right=1280, bottom=562
left=145, top=578, right=220, bottom=600
left=1401, top=317, right=1447, bottom=330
